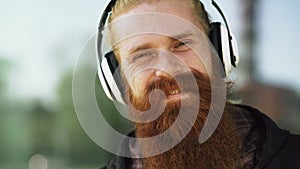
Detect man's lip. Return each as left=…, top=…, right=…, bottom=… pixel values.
left=168, top=89, right=180, bottom=95
left=166, top=92, right=189, bottom=102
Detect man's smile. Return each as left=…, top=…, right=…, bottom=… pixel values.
left=166, top=88, right=190, bottom=102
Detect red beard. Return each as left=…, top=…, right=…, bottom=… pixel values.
left=127, top=69, right=241, bottom=169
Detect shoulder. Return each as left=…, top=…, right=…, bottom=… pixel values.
left=278, top=134, right=300, bottom=163
left=99, top=131, right=136, bottom=169
left=284, top=134, right=300, bottom=157
left=99, top=155, right=117, bottom=169
left=264, top=134, right=300, bottom=169
left=230, top=104, right=300, bottom=169
left=99, top=155, right=125, bottom=169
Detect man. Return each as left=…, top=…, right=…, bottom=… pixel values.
left=98, top=0, right=300, bottom=168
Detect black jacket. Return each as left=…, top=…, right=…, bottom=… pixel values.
left=242, top=105, right=300, bottom=169
left=101, top=105, right=300, bottom=169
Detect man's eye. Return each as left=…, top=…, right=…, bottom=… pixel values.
left=177, top=42, right=187, bottom=47
left=133, top=51, right=154, bottom=60
left=174, top=40, right=192, bottom=49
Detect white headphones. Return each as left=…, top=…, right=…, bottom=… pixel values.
left=96, top=0, right=239, bottom=104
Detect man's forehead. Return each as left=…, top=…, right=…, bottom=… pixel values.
left=109, top=12, right=203, bottom=47
left=117, top=0, right=198, bottom=22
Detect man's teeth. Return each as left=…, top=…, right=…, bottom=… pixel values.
left=169, top=89, right=180, bottom=95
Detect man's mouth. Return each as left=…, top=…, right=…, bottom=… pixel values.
left=168, top=89, right=180, bottom=95
left=166, top=88, right=184, bottom=101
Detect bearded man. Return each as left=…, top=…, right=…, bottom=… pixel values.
left=97, top=0, right=300, bottom=169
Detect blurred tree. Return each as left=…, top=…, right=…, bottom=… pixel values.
left=0, top=58, right=11, bottom=99
left=0, top=58, right=12, bottom=165
left=0, top=58, right=32, bottom=168
left=29, top=99, right=56, bottom=155
left=55, top=69, right=132, bottom=168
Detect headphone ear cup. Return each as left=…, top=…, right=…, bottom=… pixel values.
left=209, top=22, right=232, bottom=75
left=98, top=65, right=114, bottom=100
left=230, top=34, right=239, bottom=67
left=97, top=51, right=125, bottom=104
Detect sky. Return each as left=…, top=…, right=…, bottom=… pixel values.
left=0, top=0, right=103, bottom=99
left=256, top=0, right=300, bottom=92
left=0, top=0, right=299, bottom=100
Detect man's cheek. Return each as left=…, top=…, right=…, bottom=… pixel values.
left=129, top=78, right=146, bottom=98
left=133, top=72, right=153, bottom=93
left=181, top=55, right=206, bottom=74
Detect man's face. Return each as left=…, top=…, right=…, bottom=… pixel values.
left=113, top=0, right=210, bottom=101
left=107, top=2, right=241, bottom=167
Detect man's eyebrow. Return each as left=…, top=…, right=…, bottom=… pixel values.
left=171, top=32, right=197, bottom=40
left=124, top=32, right=197, bottom=56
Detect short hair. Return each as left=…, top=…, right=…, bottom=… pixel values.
left=110, top=0, right=210, bottom=33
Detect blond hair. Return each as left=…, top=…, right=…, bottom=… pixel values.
left=110, top=0, right=210, bottom=32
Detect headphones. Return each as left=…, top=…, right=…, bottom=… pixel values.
left=96, top=0, right=239, bottom=104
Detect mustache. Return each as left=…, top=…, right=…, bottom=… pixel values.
left=128, top=68, right=212, bottom=117
left=145, top=69, right=209, bottom=98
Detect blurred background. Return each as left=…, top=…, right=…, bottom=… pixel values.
left=0, top=0, right=299, bottom=168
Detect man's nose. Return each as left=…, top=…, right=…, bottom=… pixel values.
left=155, top=69, right=170, bottom=78
left=154, top=50, right=185, bottom=78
